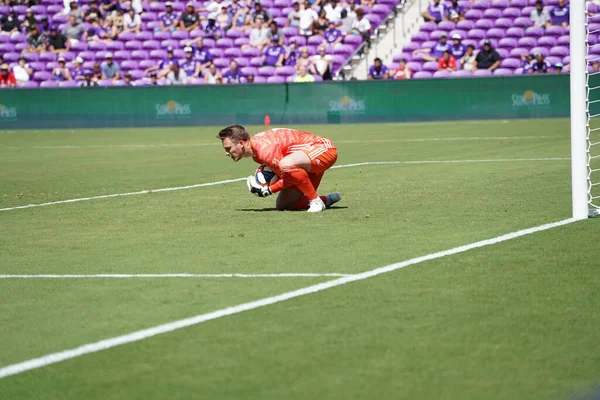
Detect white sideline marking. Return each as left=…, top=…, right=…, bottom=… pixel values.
left=0, top=218, right=576, bottom=380
left=0, top=273, right=351, bottom=279
left=0, top=158, right=569, bottom=213
left=0, top=136, right=560, bottom=149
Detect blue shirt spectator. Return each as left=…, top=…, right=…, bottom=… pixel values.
left=158, top=3, right=179, bottom=32
left=368, top=58, right=389, bottom=80
left=101, top=53, right=121, bottom=79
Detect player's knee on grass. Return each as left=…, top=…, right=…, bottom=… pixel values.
left=276, top=189, right=303, bottom=211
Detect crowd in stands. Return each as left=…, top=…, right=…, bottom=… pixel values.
left=367, top=0, right=576, bottom=80
left=0, top=0, right=390, bottom=87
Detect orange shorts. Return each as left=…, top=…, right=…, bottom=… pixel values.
left=300, top=146, right=338, bottom=175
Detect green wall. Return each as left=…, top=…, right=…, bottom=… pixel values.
left=0, top=75, right=569, bottom=129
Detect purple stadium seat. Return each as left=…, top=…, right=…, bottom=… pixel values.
left=31, top=4, right=46, bottom=14
left=307, top=35, right=324, bottom=45
left=142, top=40, right=160, bottom=50
left=119, top=32, right=136, bottom=42
left=474, top=69, right=493, bottom=76
left=521, top=6, right=534, bottom=16
left=457, top=20, right=475, bottom=30
left=209, top=48, right=223, bottom=58
left=129, top=70, right=144, bottom=79
left=371, top=4, right=391, bottom=17
left=216, top=38, right=234, bottom=48
left=253, top=76, right=267, bottom=83
left=150, top=2, right=165, bottom=11
left=438, top=23, right=456, bottom=33
left=344, top=34, right=363, bottom=46
left=139, top=59, right=155, bottom=69
left=282, top=27, right=297, bottom=37
left=493, top=68, right=513, bottom=76
left=545, top=25, right=565, bottom=37
left=406, top=61, right=422, bottom=72
left=71, top=41, right=88, bottom=52
left=267, top=75, right=285, bottom=83
left=89, top=41, right=107, bottom=51
left=486, top=28, right=505, bottom=39
left=0, top=43, right=14, bottom=53
left=483, top=8, right=502, bottom=19
left=234, top=58, right=250, bottom=67
left=491, top=0, right=509, bottom=8
left=173, top=49, right=185, bottom=58
left=15, top=43, right=29, bottom=52
left=274, top=0, right=290, bottom=6
left=474, top=19, right=494, bottom=30
left=531, top=46, right=549, bottom=56
left=241, top=66, right=258, bottom=76
left=58, top=81, right=78, bottom=87
left=496, top=48, right=509, bottom=59
left=33, top=71, right=52, bottom=81
left=125, top=40, right=142, bottom=50
left=258, top=66, right=276, bottom=76
left=95, top=50, right=109, bottom=60
left=525, top=26, right=544, bottom=38
left=467, top=29, right=486, bottom=40
left=286, top=75, right=296, bottom=83
left=464, top=9, right=483, bottom=20
left=122, top=60, right=139, bottom=70
left=82, top=61, right=95, bottom=70
left=22, top=52, right=39, bottom=62
left=20, top=81, right=39, bottom=88
left=517, top=37, right=537, bottom=48
left=513, top=17, right=532, bottom=27
left=501, top=58, right=522, bottom=69
left=402, top=42, right=420, bottom=52
left=190, top=29, right=204, bottom=39
left=493, top=18, right=514, bottom=29
left=413, top=71, right=433, bottom=79
left=506, top=27, right=525, bottom=38
left=147, top=21, right=161, bottom=30
left=234, top=38, right=250, bottom=46
left=472, top=0, right=490, bottom=10
left=172, top=30, right=189, bottom=40
left=98, top=79, right=114, bottom=87
left=141, top=11, right=158, bottom=22
left=29, top=61, right=46, bottom=71
left=113, top=50, right=130, bottom=61
left=250, top=57, right=263, bottom=67
left=333, top=44, right=353, bottom=55
left=510, top=0, right=527, bottom=7
left=462, top=39, right=478, bottom=48
left=538, top=36, right=557, bottom=47
left=420, top=22, right=437, bottom=33
left=549, top=46, right=569, bottom=57
left=450, top=29, right=467, bottom=39
left=213, top=57, right=229, bottom=68
left=226, top=29, right=244, bottom=39
left=313, top=75, right=323, bottom=82
left=40, top=81, right=59, bottom=88
left=0, top=35, right=8, bottom=43
left=509, top=47, right=530, bottom=58
left=161, top=39, right=179, bottom=48
left=499, top=37, right=518, bottom=48
left=225, top=48, right=242, bottom=57
left=274, top=17, right=287, bottom=27
left=135, top=31, right=153, bottom=41
left=422, top=61, right=438, bottom=72
left=545, top=56, right=561, bottom=65
left=433, top=70, right=452, bottom=78
left=430, top=30, right=448, bottom=41
left=150, top=50, right=168, bottom=59
left=10, top=33, right=26, bottom=43
left=454, top=70, right=473, bottom=77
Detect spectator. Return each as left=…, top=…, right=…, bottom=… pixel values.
left=531, top=0, right=551, bottom=28
left=84, top=1, right=103, bottom=23
left=123, top=8, right=142, bottom=33
left=199, top=0, right=226, bottom=20
left=449, top=33, right=465, bottom=59
left=244, top=15, right=269, bottom=50
left=262, top=36, right=285, bottom=66
left=251, top=2, right=270, bottom=24
left=88, top=16, right=109, bottom=41
left=62, top=15, right=86, bottom=43
left=313, top=9, right=328, bottom=35
left=438, top=50, right=457, bottom=71
left=594, top=62, right=600, bottom=73
left=204, top=18, right=222, bottom=39
left=223, top=60, right=244, bottom=83
left=39, top=16, right=52, bottom=35
left=527, top=52, right=551, bottom=74
left=550, top=0, right=569, bottom=28
left=312, top=45, right=333, bottom=80
left=472, top=39, right=501, bottom=72
left=458, top=44, right=475, bottom=70
left=145, top=46, right=178, bottom=78
left=295, top=47, right=316, bottom=74
left=323, top=20, right=343, bottom=46
left=0, top=64, right=16, bottom=88
left=392, top=59, right=412, bottom=79
left=230, top=0, right=247, bottom=17
left=293, top=64, right=315, bottom=82
left=47, top=27, right=69, bottom=53
left=520, top=52, right=533, bottom=72
left=368, top=57, right=389, bottom=79
left=267, top=20, right=284, bottom=44
left=157, top=2, right=178, bottom=33
left=122, top=73, right=135, bottom=86
left=216, top=6, right=232, bottom=31
left=101, top=53, right=121, bottom=80
left=68, top=1, right=84, bottom=23
left=286, top=2, right=301, bottom=28
left=204, top=63, right=222, bottom=84
left=324, top=0, right=343, bottom=23
left=180, top=46, right=202, bottom=81
left=445, top=0, right=464, bottom=22
left=247, top=74, right=255, bottom=83
left=27, top=25, right=47, bottom=53
left=338, top=8, right=354, bottom=36
left=346, top=0, right=358, bottom=21
left=298, top=3, right=318, bottom=37
left=22, top=8, right=37, bottom=32
left=92, top=62, right=102, bottom=81
left=79, top=70, right=98, bottom=87
left=129, top=0, right=143, bottom=14
left=52, top=56, right=72, bottom=81
left=1, top=9, right=20, bottom=38
left=13, top=57, right=32, bottom=85
left=191, top=38, right=213, bottom=70
left=180, top=2, right=201, bottom=32
left=71, top=56, right=85, bottom=80
left=149, top=71, right=161, bottom=86
left=232, top=1, right=251, bottom=30
left=422, top=0, right=444, bottom=23
left=167, top=63, right=188, bottom=85
left=553, top=62, right=563, bottom=74
left=284, top=39, right=299, bottom=66
left=100, top=0, right=119, bottom=15
left=112, top=8, right=125, bottom=35
left=413, top=33, right=449, bottom=61
left=360, top=0, right=375, bottom=8
left=351, top=8, right=371, bottom=42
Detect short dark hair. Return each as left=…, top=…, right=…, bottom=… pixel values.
left=217, top=125, right=250, bottom=142
left=467, top=44, right=475, bottom=50
left=374, top=57, right=382, bottom=63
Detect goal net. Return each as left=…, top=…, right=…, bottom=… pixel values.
left=587, top=1, right=600, bottom=217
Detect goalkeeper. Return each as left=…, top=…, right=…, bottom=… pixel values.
left=217, top=125, right=341, bottom=212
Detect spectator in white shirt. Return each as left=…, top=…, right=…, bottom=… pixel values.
left=13, top=56, right=32, bottom=84
left=286, top=2, right=301, bottom=28
left=323, top=0, right=343, bottom=23
left=351, top=7, right=370, bottom=42
left=167, top=63, right=188, bottom=85
left=338, top=8, right=354, bottom=35
left=311, top=45, right=333, bottom=80
left=530, top=0, right=551, bottom=28
left=298, top=4, right=318, bottom=37
left=459, top=44, right=476, bottom=70
left=123, top=8, right=142, bottom=33
left=243, top=15, right=269, bottom=50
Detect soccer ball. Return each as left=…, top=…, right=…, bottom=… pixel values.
left=255, top=165, right=279, bottom=186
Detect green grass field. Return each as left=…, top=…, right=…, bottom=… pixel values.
left=1, top=119, right=599, bottom=399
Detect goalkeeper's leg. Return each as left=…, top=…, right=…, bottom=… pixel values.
left=276, top=173, right=340, bottom=211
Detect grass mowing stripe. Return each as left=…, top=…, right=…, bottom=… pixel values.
left=0, top=273, right=352, bottom=279
left=0, top=158, right=569, bottom=213
left=0, top=217, right=576, bottom=381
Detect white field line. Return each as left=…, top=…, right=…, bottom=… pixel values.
left=0, top=273, right=351, bottom=279
left=0, top=218, right=576, bottom=380
left=0, top=136, right=561, bottom=150
left=0, top=158, right=569, bottom=213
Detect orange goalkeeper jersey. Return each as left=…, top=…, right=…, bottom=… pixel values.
left=249, top=128, right=335, bottom=176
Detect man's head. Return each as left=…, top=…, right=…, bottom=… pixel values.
left=30, top=25, right=39, bottom=37
left=105, top=53, right=113, bottom=65
left=187, top=2, right=195, bottom=12
left=26, top=8, right=33, bottom=17
left=440, top=34, right=447, bottom=44
left=172, top=62, right=180, bottom=72
left=166, top=1, right=173, bottom=12
left=254, top=2, right=262, bottom=10
left=195, top=38, right=204, bottom=49
left=452, top=33, right=461, bottom=44
left=271, top=35, right=279, bottom=45
left=217, top=124, right=251, bottom=162
left=247, top=74, right=255, bottom=83
left=74, top=56, right=83, bottom=65
left=443, top=50, right=451, bottom=61
left=293, top=2, right=299, bottom=10
left=374, top=57, right=382, bottom=68
left=555, top=62, right=563, bottom=72
left=355, top=7, right=364, bottom=19
left=327, top=20, right=336, bottom=30
left=535, top=52, right=544, bottom=63
left=90, top=1, right=98, bottom=8
left=483, top=39, right=492, bottom=51
left=69, top=15, right=77, bottom=25
left=593, top=62, right=599, bottom=72
left=340, top=8, right=347, bottom=18
left=128, top=8, right=135, bottom=15
left=399, top=58, right=407, bottom=67
left=466, top=44, right=475, bottom=54
left=150, top=71, right=158, bottom=82
left=18, top=56, right=25, bottom=66
left=535, top=0, right=543, bottom=10
left=58, top=56, right=66, bottom=66
left=255, top=15, right=264, bottom=27
left=433, top=0, right=440, bottom=4
left=558, top=0, right=565, bottom=6
left=70, top=1, right=77, bottom=9
left=269, top=21, right=278, bottom=31
left=299, top=64, right=308, bottom=76
left=184, top=46, right=193, bottom=58
left=1, top=64, right=8, bottom=77
left=124, top=73, right=132, bottom=83
left=230, top=60, right=238, bottom=71
left=167, top=46, right=174, bottom=58
left=318, top=45, right=326, bottom=55
left=84, top=70, right=93, bottom=81
left=300, top=47, right=309, bottom=58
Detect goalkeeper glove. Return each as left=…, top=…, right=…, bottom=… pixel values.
left=247, top=175, right=272, bottom=197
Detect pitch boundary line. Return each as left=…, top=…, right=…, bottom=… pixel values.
left=0, top=273, right=351, bottom=279
left=0, top=158, right=569, bottom=213
left=0, top=218, right=577, bottom=380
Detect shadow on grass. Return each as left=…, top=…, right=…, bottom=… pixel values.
left=236, top=206, right=348, bottom=212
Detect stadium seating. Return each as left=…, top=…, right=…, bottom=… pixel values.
left=4, top=0, right=402, bottom=87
